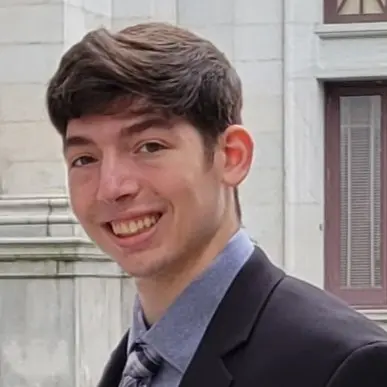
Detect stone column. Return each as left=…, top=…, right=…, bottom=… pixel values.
left=0, top=1, right=134, bottom=386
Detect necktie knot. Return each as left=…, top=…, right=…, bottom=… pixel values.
left=120, top=342, right=162, bottom=387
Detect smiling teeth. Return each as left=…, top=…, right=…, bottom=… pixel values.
left=111, top=215, right=159, bottom=236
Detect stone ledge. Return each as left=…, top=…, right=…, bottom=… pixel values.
left=0, top=194, right=107, bottom=263
left=0, top=253, right=127, bottom=278
left=0, top=236, right=106, bottom=260
left=0, top=194, right=83, bottom=238
left=359, top=309, right=387, bottom=323
left=315, top=22, right=387, bottom=40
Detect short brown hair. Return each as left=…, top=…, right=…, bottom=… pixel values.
left=46, top=22, right=243, bottom=218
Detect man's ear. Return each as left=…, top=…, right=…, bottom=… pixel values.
left=219, top=125, right=254, bottom=187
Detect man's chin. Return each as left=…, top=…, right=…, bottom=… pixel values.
left=111, top=248, right=169, bottom=278
left=119, top=262, right=166, bottom=280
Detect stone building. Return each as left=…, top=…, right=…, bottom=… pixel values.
left=0, top=0, right=386, bottom=386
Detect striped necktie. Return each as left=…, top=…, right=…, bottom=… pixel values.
left=119, top=342, right=162, bottom=387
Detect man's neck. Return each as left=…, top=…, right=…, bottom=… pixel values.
left=135, top=222, right=240, bottom=325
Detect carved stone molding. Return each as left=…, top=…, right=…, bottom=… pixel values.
left=0, top=195, right=122, bottom=276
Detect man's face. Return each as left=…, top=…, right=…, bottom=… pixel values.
left=64, top=113, right=247, bottom=278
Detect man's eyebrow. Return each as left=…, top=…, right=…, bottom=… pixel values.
left=62, top=116, right=172, bottom=154
left=63, top=136, right=94, bottom=154
left=120, top=116, right=172, bottom=137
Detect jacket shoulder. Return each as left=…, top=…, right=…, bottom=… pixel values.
left=326, top=341, right=387, bottom=387
left=265, top=275, right=387, bottom=348
left=239, top=274, right=387, bottom=386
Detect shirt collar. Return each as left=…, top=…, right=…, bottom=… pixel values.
left=128, top=228, right=254, bottom=373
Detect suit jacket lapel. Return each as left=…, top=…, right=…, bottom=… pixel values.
left=179, top=247, right=285, bottom=387
left=97, top=331, right=128, bottom=387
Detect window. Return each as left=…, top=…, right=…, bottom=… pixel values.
left=325, top=83, right=387, bottom=308
left=324, top=0, right=387, bottom=23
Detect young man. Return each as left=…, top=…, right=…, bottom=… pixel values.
left=46, top=22, right=387, bottom=387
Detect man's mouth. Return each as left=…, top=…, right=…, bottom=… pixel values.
left=109, top=213, right=162, bottom=237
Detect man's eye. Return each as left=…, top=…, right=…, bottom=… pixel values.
left=138, top=142, right=166, bottom=154
left=71, top=156, right=96, bottom=167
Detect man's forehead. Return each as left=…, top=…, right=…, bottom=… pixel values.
left=67, top=109, right=171, bottom=132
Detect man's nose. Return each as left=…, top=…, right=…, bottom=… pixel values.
left=96, top=158, right=141, bottom=203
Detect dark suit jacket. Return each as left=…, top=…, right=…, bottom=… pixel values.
left=98, top=247, right=387, bottom=387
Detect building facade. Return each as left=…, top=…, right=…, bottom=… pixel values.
left=0, top=0, right=386, bottom=385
